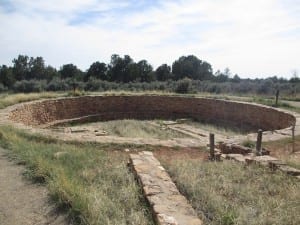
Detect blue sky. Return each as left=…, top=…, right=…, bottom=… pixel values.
left=0, top=0, right=299, bottom=78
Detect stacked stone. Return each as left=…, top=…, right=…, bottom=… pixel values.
left=130, top=151, right=202, bottom=225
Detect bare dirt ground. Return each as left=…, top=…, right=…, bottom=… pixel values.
left=0, top=147, right=73, bottom=225
left=154, top=146, right=208, bottom=162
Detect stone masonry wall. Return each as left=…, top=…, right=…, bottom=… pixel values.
left=8, top=96, right=296, bottom=131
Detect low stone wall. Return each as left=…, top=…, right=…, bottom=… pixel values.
left=8, top=95, right=296, bottom=131
left=130, top=151, right=203, bottom=225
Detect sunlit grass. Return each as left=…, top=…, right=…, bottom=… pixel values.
left=1, top=92, right=299, bottom=225
left=66, top=119, right=186, bottom=139
left=0, top=92, right=65, bottom=109
left=0, top=125, right=153, bottom=225
left=160, top=159, right=300, bottom=225
left=184, top=120, right=250, bottom=136
left=263, top=135, right=300, bottom=169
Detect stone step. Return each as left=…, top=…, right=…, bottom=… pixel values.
left=226, top=154, right=248, bottom=163
left=223, top=153, right=300, bottom=178
left=130, top=151, right=202, bottom=225
left=219, top=143, right=252, bottom=155
left=277, top=165, right=300, bottom=176
left=253, top=155, right=281, bottom=166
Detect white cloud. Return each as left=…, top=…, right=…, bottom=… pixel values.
left=0, top=0, right=299, bottom=78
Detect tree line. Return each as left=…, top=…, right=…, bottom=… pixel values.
left=0, top=54, right=299, bottom=95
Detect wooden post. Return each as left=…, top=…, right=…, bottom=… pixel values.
left=72, top=81, right=76, bottom=94
left=275, top=90, right=279, bottom=107
left=256, top=129, right=263, bottom=156
left=292, top=125, right=295, bottom=153
left=209, top=133, right=215, bottom=160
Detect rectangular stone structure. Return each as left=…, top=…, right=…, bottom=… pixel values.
left=130, top=151, right=202, bottom=225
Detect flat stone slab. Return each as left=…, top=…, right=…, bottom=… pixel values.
left=219, top=143, right=252, bottom=155
left=130, top=151, right=202, bottom=225
left=278, top=165, right=300, bottom=176
left=223, top=153, right=300, bottom=178
left=226, top=154, right=247, bottom=162
left=253, top=155, right=280, bottom=166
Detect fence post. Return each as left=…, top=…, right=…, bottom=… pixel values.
left=256, top=129, right=263, bottom=156
left=209, top=133, right=215, bottom=160
left=275, top=90, right=279, bottom=107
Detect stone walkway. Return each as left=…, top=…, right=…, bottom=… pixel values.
left=130, top=151, right=202, bottom=225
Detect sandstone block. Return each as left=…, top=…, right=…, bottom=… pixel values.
left=278, top=165, right=300, bottom=176
left=130, top=151, right=202, bottom=225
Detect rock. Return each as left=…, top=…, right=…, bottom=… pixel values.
left=261, top=148, right=270, bottom=155
left=70, top=128, right=88, bottom=133
left=162, top=121, right=178, bottom=126
left=143, top=151, right=154, bottom=156
left=253, top=155, right=280, bottom=166
left=226, top=154, right=246, bottom=163
left=158, top=214, right=178, bottom=225
left=95, top=131, right=108, bottom=136
left=268, top=161, right=287, bottom=170
left=176, top=118, right=191, bottom=124
left=245, top=157, right=254, bottom=165
left=124, top=148, right=130, bottom=152
left=53, top=151, right=68, bottom=159
left=219, top=143, right=252, bottom=155
left=221, top=154, right=227, bottom=159
left=278, top=165, right=300, bottom=176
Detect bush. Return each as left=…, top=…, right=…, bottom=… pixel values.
left=0, top=83, right=8, bottom=93
left=84, top=78, right=102, bottom=91
left=13, top=80, right=47, bottom=93
left=174, top=78, right=192, bottom=94
left=46, top=78, right=69, bottom=91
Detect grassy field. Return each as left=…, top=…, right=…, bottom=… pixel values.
left=0, top=92, right=299, bottom=225
left=0, top=125, right=154, bottom=225
left=1, top=123, right=299, bottom=225
left=184, top=120, right=251, bottom=136
left=0, top=92, right=65, bottom=109
left=263, top=135, right=300, bottom=169
left=159, top=158, right=300, bottom=225
left=66, top=119, right=186, bottom=139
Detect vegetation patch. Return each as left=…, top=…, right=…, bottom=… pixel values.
left=160, top=159, right=300, bottom=225
left=263, top=135, right=300, bottom=169
left=0, top=125, right=154, bottom=225
left=0, top=92, right=64, bottom=109
left=0, top=92, right=299, bottom=225
left=185, top=120, right=251, bottom=136
left=64, top=119, right=187, bottom=139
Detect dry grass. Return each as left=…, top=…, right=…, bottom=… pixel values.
left=0, top=125, right=154, bottom=225
left=263, top=135, right=300, bottom=169
left=0, top=92, right=65, bottom=109
left=1, top=92, right=299, bottom=225
left=161, top=159, right=300, bottom=225
left=68, top=119, right=186, bottom=139
left=185, top=120, right=250, bottom=136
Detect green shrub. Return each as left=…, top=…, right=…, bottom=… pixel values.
left=175, top=78, right=192, bottom=94
left=13, top=80, right=47, bottom=93
left=242, top=139, right=255, bottom=148
left=0, top=83, right=8, bottom=92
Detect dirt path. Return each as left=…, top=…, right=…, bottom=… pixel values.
left=0, top=147, right=72, bottom=225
